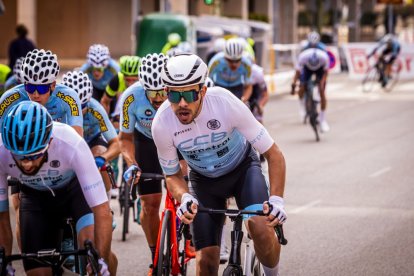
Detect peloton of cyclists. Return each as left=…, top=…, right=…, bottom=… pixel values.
left=153, top=53, right=287, bottom=276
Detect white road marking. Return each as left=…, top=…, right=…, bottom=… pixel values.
left=290, top=200, right=321, bottom=214
left=369, top=166, right=391, bottom=178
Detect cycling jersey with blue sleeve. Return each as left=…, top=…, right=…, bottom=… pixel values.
left=0, top=84, right=83, bottom=127
left=119, top=82, right=157, bottom=139
left=208, top=52, right=252, bottom=88
left=4, top=75, right=19, bottom=91
left=0, top=122, right=108, bottom=211
left=296, top=48, right=330, bottom=72
left=152, top=87, right=274, bottom=178
left=80, top=59, right=120, bottom=90
left=83, top=98, right=117, bottom=144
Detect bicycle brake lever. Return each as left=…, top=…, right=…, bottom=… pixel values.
left=275, top=225, right=288, bottom=245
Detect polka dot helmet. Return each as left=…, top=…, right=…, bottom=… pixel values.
left=87, top=44, right=110, bottom=68
left=139, top=53, right=168, bottom=90
left=13, top=57, right=25, bottom=83
left=61, top=71, right=93, bottom=105
left=22, top=49, right=60, bottom=84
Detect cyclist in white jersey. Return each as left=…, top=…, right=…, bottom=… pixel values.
left=0, top=102, right=117, bottom=275
left=62, top=71, right=120, bottom=199
left=152, top=54, right=287, bottom=276
left=292, top=47, right=330, bottom=132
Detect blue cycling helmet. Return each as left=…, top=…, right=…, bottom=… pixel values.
left=1, top=101, right=53, bottom=155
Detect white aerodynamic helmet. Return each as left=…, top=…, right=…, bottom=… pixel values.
left=13, top=57, right=25, bottom=83
left=307, top=31, right=320, bottom=45
left=161, top=53, right=208, bottom=88
left=87, top=44, right=110, bottom=67
left=22, top=49, right=60, bottom=84
left=205, top=77, right=215, bottom=88
left=224, top=38, right=244, bottom=60
left=139, top=53, right=168, bottom=90
left=62, top=71, right=93, bottom=106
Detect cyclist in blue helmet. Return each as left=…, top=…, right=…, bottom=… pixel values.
left=0, top=101, right=117, bottom=275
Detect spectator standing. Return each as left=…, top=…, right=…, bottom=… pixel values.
left=8, top=24, right=36, bottom=69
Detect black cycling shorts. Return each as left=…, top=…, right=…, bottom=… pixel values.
left=189, top=145, right=269, bottom=250
left=134, top=130, right=163, bottom=195
left=19, top=177, right=93, bottom=271
left=88, top=134, right=108, bottom=149
left=300, top=66, right=325, bottom=84
left=223, top=84, right=244, bottom=99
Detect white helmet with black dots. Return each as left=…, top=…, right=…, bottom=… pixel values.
left=61, top=71, right=93, bottom=106
left=139, top=53, right=168, bottom=90
left=22, top=49, right=60, bottom=84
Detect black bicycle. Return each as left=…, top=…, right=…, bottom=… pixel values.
left=118, top=169, right=138, bottom=242
left=198, top=207, right=287, bottom=276
left=0, top=240, right=101, bottom=276
left=304, top=78, right=320, bottom=142
left=362, top=56, right=401, bottom=93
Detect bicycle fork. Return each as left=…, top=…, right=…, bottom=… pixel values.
left=228, top=217, right=244, bottom=267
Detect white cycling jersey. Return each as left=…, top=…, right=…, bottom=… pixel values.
left=152, top=87, right=274, bottom=178
left=0, top=122, right=107, bottom=212
left=296, top=48, right=329, bottom=71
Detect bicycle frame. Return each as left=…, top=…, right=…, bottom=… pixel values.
left=304, top=79, right=320, bottom=142
left=198, top=207, right=287, bottom=276
left=0, top=240, right=101, bottom=276
left=135, top=173, right=192, bottom=276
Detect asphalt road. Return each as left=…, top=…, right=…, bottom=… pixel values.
left=7, top=74, right=414, bottom=275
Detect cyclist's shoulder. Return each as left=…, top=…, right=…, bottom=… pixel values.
left=208, top=52, right=225, bottom=68
left=122, top=82, right=143, bottom=99
left=53, top=84, right=80, bottom=100
left=51, top=121, right=83, bottom=145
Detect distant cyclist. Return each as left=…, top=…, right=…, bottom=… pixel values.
left=62, top=71, right=120, bottom=199
left=119, top=53, right=171, bottom=274
left=292, top=47, right=330, bottom=132
left=208, top=38, right=253, bottom=102
left=367, top=33, right=401, bottom=87
left=101, top=55, right=141, bottom=117
left=4, top=57, right=24, bottom=91
left=153, top=53, right=287, bottom=276
left=0, top=101, right=117, bottom=275
left=80, top=44, right=120, bottom=107
left=161, top=32, right=182, bottom=55
left=302, top=31, right=327, bottom=52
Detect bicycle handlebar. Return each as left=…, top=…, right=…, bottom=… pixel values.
left=101, top=163, right=117, bottom=189
left=0, top=240, right=101, bottom=276
left=197, top=207, right=288, bottom=245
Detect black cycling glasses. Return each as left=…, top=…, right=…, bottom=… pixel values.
left=225, top=58, right=242, bottom=64
left=146, top=89, right=168, bottom=99
left=167, top=89, right=201, bottom=104
left=24, top=83, right=51, bottom=95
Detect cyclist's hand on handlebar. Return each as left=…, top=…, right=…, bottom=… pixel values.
left=86, top=258, right=110, bottom=276
left=177, top=193, right=198, bottom=224
left=123, top=164, right=141, bottom=185
left=94, top=156, right=106, bottom=169
left=6, top=263, right=15, bottom=276
left=98, top=258, right=110, bottom=276
left=263, top=195, right=287, bottom=227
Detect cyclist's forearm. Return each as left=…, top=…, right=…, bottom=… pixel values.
left=119, top=132, right=137, bottom=167
left=0, top=212, right=13, bottom=255
left=92, top=202, right=113, bottom=262
left=263, top=143, right=286, bottom=198
left=259, top=89, right=269, bottom=107
left=100, top=137, right=120, bottom=162
left=72, top=125, right=84, bottom=137
left=241, top=84, right=253, bottom=102
left=100, top=94, right=112, bottom=115
left=166, top=172, right=189, bottom=202
left=292, top=70, right=300, bottom=84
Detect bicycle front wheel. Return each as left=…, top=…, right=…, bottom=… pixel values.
left=157, top=209, right=172, bottom=276
left=362, top=66, right=378, bottom=92
left=223, top=264, right=243, bottom=276
left=384, top=62, right=401, bottom=92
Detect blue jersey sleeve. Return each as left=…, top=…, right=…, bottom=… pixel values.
left=88, top=99, right=117, bottom=142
